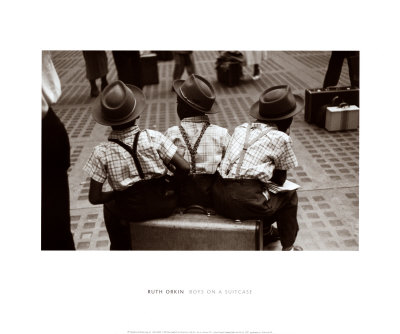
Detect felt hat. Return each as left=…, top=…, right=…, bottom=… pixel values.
left=249, top=85, right=303, bottom=121
left=173, top=74, right=219, bottom=114
left=91, top=80, right=146, bottom=126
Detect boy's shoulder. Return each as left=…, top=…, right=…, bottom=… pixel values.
left=140, top=128, right=164, bottom=136
left=209, top=123, right=228, bottom=131
left=233, top=122, right=291, bottom=142
left=165, top=125, right=180, bottom=133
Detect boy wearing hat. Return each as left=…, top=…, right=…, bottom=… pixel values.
left=212, top=85, right=303, bottom=251
left=83, top=80, right=190, bottom=250
left=165, top=74, right=230, bottom=208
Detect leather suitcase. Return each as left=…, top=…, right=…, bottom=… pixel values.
left=304, top=86, right=359, bottom=125
left=129, top=207, right=263, bottom=250
left=140, top=53, right=159, bottom=85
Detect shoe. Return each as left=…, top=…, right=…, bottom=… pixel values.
left=263, top=225, right=280, bottom=245
left=90, top=86, right=99, bottom=97
left=252, top=70, right=262, bottom=81
left=282, top=245, right=303, bottom=251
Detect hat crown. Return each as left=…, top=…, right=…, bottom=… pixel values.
left=179, top=74, right=215, bottom=112
left=104, top=84, right=125, bottom=108
left=262, top=88, right=286, bottom=102
left=248, top=85, right=303, bottom=121
left=258, top=85, right=296, bottom=119
left=91, top=80, right=146, bottom=126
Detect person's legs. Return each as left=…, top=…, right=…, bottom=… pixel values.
left=265, top=190, right=299, bottom=249
left=212, top=176, right=301, bottom=250
left=128, top=51, right=143, bottom=89
left=103, top=201, right=131, bottom=250
left=252, top=64, right=261, bottom=80
left=172, top=52, right=186, bottom=81
left=323, top=51, right=346, bottom=88
left=89, top=79, right=99, bottom=97
left=185, top=53, right=196, bottom=76
left=100, top=75, right=108, bottom=91
left=346, top=51, right=359, bottom=88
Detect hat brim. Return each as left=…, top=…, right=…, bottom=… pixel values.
left=249, top=94, right=304, bottom=121
left=91, top=84, right=146, bottom=126
left=173, top=79, right=219, bottom=114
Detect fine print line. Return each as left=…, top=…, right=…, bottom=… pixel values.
left=127, top=331, right=272, bottom=334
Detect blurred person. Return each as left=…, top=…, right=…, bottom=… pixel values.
left=82, top=51, right=109, bottom=97
left=112, top=51, right=143, bottom=89
left=323, top=51, right=359, bottom=88
left=243, top=51, right=268, bottom=80
left=42, top=51, right=75, bottom=250
left=171, top=51, right=196, bottom=91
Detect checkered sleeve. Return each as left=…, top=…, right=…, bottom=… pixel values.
left=221, top=129, right=231, bottom=158
left=150, top=130, right=178, bottom=164
left=82, top=145, right=108, bottom=183
left=273, top=135, right=298, bottom=170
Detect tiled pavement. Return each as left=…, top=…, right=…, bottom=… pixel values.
left=50, top=50, right=359, bottom=251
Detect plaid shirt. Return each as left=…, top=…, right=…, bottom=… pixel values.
left=218, top=122, right=298, bottom=183
left=83, top=125, right=177, bottom=191
left=164, top=116, right=230, bottom=174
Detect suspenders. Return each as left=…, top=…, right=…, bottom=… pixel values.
left=226, top=124, right=273, bottom=177
left=179, top=122, right=210, bottom=174
left=108, top=131, right=145, bottom=180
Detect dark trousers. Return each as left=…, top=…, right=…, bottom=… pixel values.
left=112, top=51, right=143, bottom=88
left=212, top=175, right=299, bottom=249
left=103, top=177, right=178, bottom=250
left=323, top=51, right=359, bottom=88
left=175, top=173, right=216, bottom=208
left=173, top=52, right=196, bottom=80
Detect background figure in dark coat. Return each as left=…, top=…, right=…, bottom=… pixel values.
left=42, top=108, right=75, bottom=250
left=82, top=51, right=109, bottom=97
left=323, top=51, right=359, bottom=88
left=112, top=51, right=143, bottom=89
left=42, top=51, right=75, bottom=250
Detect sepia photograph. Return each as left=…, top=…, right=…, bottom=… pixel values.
left=42, top=50, right=359, bottom=251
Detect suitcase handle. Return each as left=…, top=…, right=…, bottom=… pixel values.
left=179, top=205, right=216, bottom=217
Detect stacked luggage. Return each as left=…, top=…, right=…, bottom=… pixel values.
left=216, top=51, right=244, bottom=87
left=304, top=86, right=360, bottom=131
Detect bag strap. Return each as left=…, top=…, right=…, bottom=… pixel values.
left=108, top=131, right=145, bottom=180
left=226, top=124, right=273, bottom=176
left=179, top=122, right=210, bottom=174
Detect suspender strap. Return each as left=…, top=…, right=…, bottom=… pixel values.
left=108, top=131, right=145, bottom=180
left=227, top=124, right=273, bottom=177
left=234, top=123, right=252, bottom=177
left=179, top=122, right=210, bottom=174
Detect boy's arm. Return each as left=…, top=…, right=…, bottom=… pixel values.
left=270, top=169, right=287, bottom=186
left=88, top=178, right=116, bottom=205
left=169, top=152, right=190, bottom=175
